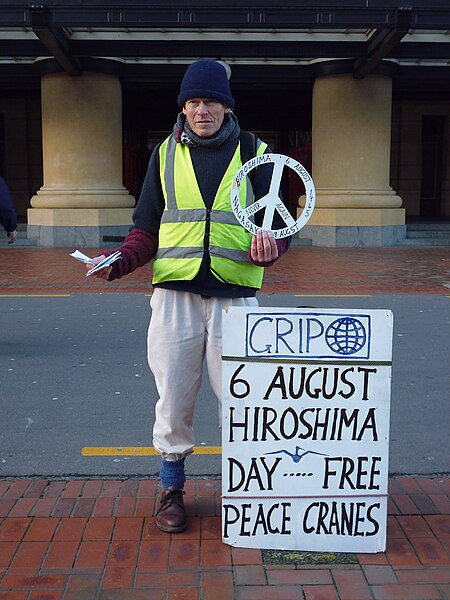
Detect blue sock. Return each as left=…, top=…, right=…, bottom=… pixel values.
left=160, top=458, right=186, bottom=490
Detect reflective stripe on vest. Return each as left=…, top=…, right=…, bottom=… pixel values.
left=152, top=134, right=267, bottom=287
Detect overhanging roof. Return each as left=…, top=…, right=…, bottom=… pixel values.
left=0, top=1, right=449, bottom=95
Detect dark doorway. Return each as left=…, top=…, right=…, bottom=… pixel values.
left=420, top=115, right=446, bottom=218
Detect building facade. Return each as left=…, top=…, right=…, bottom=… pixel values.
left=0, top=0, right=449, bottom=247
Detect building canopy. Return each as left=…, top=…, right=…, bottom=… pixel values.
left=0, top=0, right=449, bottom=97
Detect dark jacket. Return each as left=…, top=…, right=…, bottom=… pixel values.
left=0, top=176, right=17, bottom=234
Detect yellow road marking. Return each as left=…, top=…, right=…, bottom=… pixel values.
left=294, top=294, right=372, bottom=297
left=81, top=446, right=222, bottom=457
left=0, top=294, right=71, bottom=297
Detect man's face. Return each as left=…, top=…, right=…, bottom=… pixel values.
left=183, top=98, right=229, bottom=137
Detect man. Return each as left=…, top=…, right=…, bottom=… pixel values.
left=0, top=176, right=17, bottom=244
left=88, top=59, right=290, bottom=532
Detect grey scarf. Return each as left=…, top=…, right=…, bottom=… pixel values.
left=173, top=111, right=240, bottom=148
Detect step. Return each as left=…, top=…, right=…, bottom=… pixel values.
left=0, top=226, right=38, bottom=247
left=400, top=222, right=450, bottom=246
left=397, top=237, right=450, bottom=247
left=406, top=222, right=450, bottom=231
left=0, top=236, right=38, bottom=247
left=406, top=230, right=450, bottom=239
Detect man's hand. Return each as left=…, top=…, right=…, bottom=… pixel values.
left=7, top=230, right=17, bottom=244
left=85, top=255, right=113, bottom=280
left=250, top=230, right=279, bottom=264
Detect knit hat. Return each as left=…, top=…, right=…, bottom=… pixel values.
left=177, top=60, right=235, bottom=109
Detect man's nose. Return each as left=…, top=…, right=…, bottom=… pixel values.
left=198, top=102, right=209, bottom=113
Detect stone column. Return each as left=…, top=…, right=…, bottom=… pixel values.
left=28, top=71, right=135, bottom=247
left=299, top=73, right=405, bottom=246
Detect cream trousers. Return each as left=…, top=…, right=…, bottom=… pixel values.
left=148, top=288, right=258, bottom=460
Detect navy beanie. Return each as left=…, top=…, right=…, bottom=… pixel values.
left=177, top=60, right=235, bottom=109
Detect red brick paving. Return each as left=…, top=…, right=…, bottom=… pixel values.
left=1, top=246, right=449, bottom=597
left=0, top=478, right=448, bottom=598
left=0, top=246, right=449, bottom=294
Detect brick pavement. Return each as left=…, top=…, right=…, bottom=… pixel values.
left=1, top=245, right=449, bottom=598
left=0, top=246, right=449, bottom=294
left=0, top=477, right=449, bottom=599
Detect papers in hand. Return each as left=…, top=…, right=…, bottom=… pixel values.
left=70, top=250, right=121, bottom=277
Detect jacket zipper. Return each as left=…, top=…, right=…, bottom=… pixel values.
left=204, top=208, right=211, bottom=253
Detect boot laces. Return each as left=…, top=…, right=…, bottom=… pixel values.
left=157, top=488, right=185, bottom=513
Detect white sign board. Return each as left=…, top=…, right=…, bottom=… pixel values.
left=230, top=153, right=315, bottom=238
left=222, top=307, right=393, bottom=553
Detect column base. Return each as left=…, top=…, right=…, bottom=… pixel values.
left=30, top=189, right=135, bottom=209
left=27, top=207, right=134, bottom=248
left=308, top=190, right=403, bottom=209
left=296, top=207, right=406, bottom=247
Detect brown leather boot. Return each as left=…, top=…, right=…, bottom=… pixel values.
left=155, top=487, right=187, bottom=533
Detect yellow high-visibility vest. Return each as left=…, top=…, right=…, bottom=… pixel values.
left=152, top=134, right=267, bottom=287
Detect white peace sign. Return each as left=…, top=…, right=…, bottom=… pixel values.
left=230, top=153, right=315, bottom=239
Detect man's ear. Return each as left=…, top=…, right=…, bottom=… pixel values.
left=182, top=105, right=187, bottom=115
left=225, top=107, right=231, bottom=113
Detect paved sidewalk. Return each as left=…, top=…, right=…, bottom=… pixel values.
left=0, top=246, right=449, bottom=295
left=0, top=477, right=449, bottom=599
left=1, top=246, right=449, bottom=598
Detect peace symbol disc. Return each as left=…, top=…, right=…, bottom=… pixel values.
left=230, top=153, right=315, bottom=239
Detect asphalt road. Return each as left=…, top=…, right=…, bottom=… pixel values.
left=1, top=292, right=448, bottom=478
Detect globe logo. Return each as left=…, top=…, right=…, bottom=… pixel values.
left=325, top=317, right=367, bottom=355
